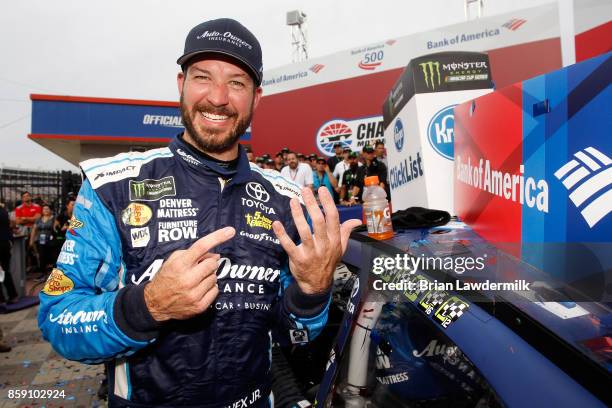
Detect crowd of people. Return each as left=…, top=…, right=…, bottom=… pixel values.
left=247, top=140, right=389, bottom=205
left=0, top=191, right=75, bottom=315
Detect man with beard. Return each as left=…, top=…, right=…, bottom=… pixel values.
left=38, top=18, right=360, bottom=408
left=15, top=191, right=42, bottom=232
left=312, top=157, right=338, bottom=199
left=326, top=142, right=344, bottom=172
left=339, top=153, right=364, bottom=205
left=333, top=147, right=362, bottom=192
left=274, top=152, right=284, bottom=170
left=358, top=145, right=389, bottom=197
left=375, top=140, right=387, bottom=167
left=280, top=151, right=314, bottom=189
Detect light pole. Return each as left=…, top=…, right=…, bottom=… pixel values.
left=286, top=10, right=309, bottom=62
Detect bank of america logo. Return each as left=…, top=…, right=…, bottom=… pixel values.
left=309, top=64, right=325, bottom=74
left=503, top=18, right=527, bottom=31
left=419, top=61, right=441, bottom=90
left=554, top=147, right=611, bottom=228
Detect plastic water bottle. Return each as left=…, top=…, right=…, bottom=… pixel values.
left=362, top=176, right=394, bottom=240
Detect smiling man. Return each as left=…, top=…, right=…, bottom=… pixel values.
left=38, top=18, right=360, bottom=408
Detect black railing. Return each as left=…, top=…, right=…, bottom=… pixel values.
left=0, top=168, right=82, bottom=213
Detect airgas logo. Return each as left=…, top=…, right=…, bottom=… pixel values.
left=394, top=119, right=404, bottom=152
left=428, top=105, right=457, bottom=161
left=419, top=61, right=441, bottom=90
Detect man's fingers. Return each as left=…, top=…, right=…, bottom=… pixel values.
left=289, top=198, right=314, bottom=247
left=192, top=255, right=220, bottom=281
left=272, top=220, right=300, bottom=259
left=318, top=187, right=340, bottom=243
left=185, top=227, right=235, bottom=264
left=340, top=219, right=362, bottom=252
left=194, top=271, right=218, bottom=302
left=302, top=188, right=326, bottom=242
left=195, top=285, right=219, bottom=312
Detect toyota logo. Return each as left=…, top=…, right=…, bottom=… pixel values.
left=246, top=182, right=270, bottom=202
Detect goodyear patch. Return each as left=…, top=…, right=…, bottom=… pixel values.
left=121, top=203, right=153, bottom=226
left=42, top=268, right=75, bottom=296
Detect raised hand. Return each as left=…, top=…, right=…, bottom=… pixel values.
left=144, top=227, right=235, bottom=321
left=272, top=187, right=361, bottom=294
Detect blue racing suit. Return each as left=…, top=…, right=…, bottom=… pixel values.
left=38, top=135, right=331, bottom=407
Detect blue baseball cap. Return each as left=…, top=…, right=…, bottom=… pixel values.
left=177, top=18, right=263, bottom=86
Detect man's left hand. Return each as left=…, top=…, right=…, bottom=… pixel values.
left=272, top=187, right=361, bottom=294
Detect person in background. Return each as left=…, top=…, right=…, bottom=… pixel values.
left=375, top=140, right=387, bottom=167
left=333, top=147, right=362, bottom=193
left=0, top=202, right=19, bottom=307
left=297, top=153, right=306, bottom=164
left=53, top=196, right=76, bottom=270
left=15, top=191, right=42, bottom=273
left=313, top=157, right=338, bottom=201
left=15, top=191, right=41, bottom=235
left=307, top=153, right=317, bottom=170
left=29, top=204, right=56, bottom=279
left=263, top=158, right=277, bottom=170
left=280, top=151, right=314, bottom=189
left=255, top=156, right=265, bottom=168
left=327, top=142, right=344, bottom=173
left=274, top=152, right=284, bottom=170
left=281, top=147, right=290, bottom=163
left=339, top=152, right=364, bottom=206
left=358, top=145, right=389, bottom=196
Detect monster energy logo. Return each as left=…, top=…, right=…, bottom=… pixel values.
left=419, top=61, right=441, bottom=90
left=129, top=176, right=176, bottom=201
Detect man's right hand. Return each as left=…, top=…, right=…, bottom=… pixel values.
left=144, top=226, right=235, bottom=322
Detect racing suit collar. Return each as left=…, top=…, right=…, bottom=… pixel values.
left=170, top=134, right=251, bottom=184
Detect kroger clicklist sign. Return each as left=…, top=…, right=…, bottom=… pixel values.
left=427, top=105, right=457, bottom=161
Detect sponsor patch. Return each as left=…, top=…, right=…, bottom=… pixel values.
left=176, top=148, right=201, bottom=166
left=57, top=240, right=78, bottom=265
left=245, top=182, right=270, bottom=202
left=48, top=309, right=108, bottom=335
left=67, top=216, right=84, bottom=236
left=130, top=227, right=150, bottom=248
left=241, top=197, right=276, bottom=215
left=129, top=176, right=176, bottom=201
left=239, top=230, right=279, bottom=245
left=42, top=268, right=75, bottom=296
left=121, top=203, right=153, bottom=226
left=290, top=329, right=309, bottom=344
left=245, top=211, right=272, bottom=230
left=158, top=220, right=197, bottom=243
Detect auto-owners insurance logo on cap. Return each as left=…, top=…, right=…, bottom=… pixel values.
left=428, top=105, right=457, bottom=161
left=196, top=30, right=253, bottom=50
